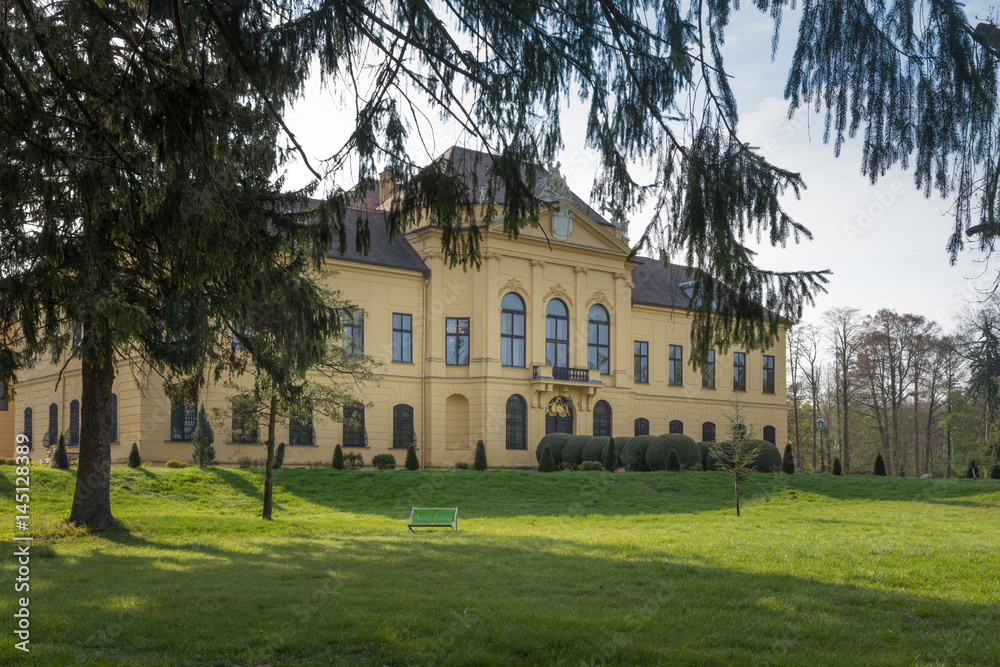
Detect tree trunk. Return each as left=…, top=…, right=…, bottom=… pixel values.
left=842, top=366, right=850, bottom=473
left=734, top=481, right=740, bottom=517
left=69, top=313, right=116, bottom=531
left=262, top=390, right=278, bottom=520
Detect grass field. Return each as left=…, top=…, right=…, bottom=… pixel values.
left=1, top=465, right=998, bottom=666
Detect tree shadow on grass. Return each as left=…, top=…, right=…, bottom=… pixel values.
left=19, top=530, right=1000, bottom=666
left=749, top=473, right=1000, bottom=507
left=205, top=466, right=283, bottom=512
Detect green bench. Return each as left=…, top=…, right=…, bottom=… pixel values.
left=408, top=507, right=458, bottom=532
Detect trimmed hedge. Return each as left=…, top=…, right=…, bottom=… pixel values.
left=560, top=435, right=593, bottom=467
left=706, top=440, right=782, bottom=473
left=696, top=442, right=712, bottom=471
left=646, top=433, right=700, bottom=471
left=582, top=436, right=609, bottom=463
left=621, top=435, right=655, bottom=471
left=536, top=433, right=571, bottom=467
left=601, top=437, right=629, bottom=467
left=538, top=444, right=556, bottom=472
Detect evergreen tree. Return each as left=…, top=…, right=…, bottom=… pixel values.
left=53, top=435, right=70, bottom=470
left=191, top=406, right=216, bottom=468
left=405, top=443, right=419, bottom=471
left=874, top=453, right=887, bottom=476
left=539, top=444, right=555, bottom=473
left=666, top=449, right=681, bottom=472
left=709, top=400, right=762, bottom=517
left=474, top=440, right=488, bottom=471
left=832, top=457, right=842, bottom=476
left=782, top=444, right=795, bottom=474
left=603, top=437, right=618, bottom=472
left=274, top=443, right=285, bottom=470
left=333, top=444, right=345, bottom=471
left=128, top=443, right=141, bottom=469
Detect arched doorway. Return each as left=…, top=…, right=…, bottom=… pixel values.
left=545, top=396, right=574, bottom=434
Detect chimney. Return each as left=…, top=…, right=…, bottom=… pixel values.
left=379, top=168, right=395, bottom=203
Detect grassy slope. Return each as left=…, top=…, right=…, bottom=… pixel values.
left=0, top=467, right=998, bottom=666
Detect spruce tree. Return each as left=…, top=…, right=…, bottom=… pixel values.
left=191, top=406, right=216, bottom=468
left=666, top=449, right=681, bottom=472
left=782, top=444, right=795, bottom=474
left=405, top=443, right=419, bottom=471
left=474, top=440, right=488, bottom=471
left=603, top=437, right=618, bottom=472
left=53, top=435, right=70, bottom=470
left=832, top=457, right=842, bottom=476
left=333, top=445, right=345, bottom=470
left=874, top=453, right=887, bottom=476
left=128, top=443, right=141, bottom=469
left=539, top=444, right=555, bottom=473
left=274, top=443, right=285, bottom=470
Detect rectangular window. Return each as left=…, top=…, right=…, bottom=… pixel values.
left=763, top=355, right=775, bottom=394
left=633, top=341, right=648, bottom=384
left=446, top=317, right=470, bottom=366
left=343, top=402, right=367, bottom=447
left=343, top=312, right=364, bottom=354
left=500, top=307, right=526, bottom=367
left=733, top=352, right=747, bottom=392
left=392, top=313, right=412, bottom=363
left=0, top=381, right=7, bottom=411
left=702, top=350, right=716, bottom=389
left=669, top=345, right=683, bottom=386
left=170, top=401, right=197, bottom=441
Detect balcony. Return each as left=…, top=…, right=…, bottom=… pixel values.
left=531, top=365, right=599, bottom=386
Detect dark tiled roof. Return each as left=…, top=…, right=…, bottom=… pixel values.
left=630, top=257, right=698, bottom=309
left=435, top=145, right=616, bottom=228
left=327, top=207, right=430, bottom=277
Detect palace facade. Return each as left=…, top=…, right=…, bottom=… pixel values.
left=10, top=147, right=786, bottom=468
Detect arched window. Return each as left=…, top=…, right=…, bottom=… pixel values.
left=47, top=403, right=58, bottom=447
left=69, top=400, right=80, bottom=446
left=545, top=299, right=569, bottom=368
left=393, top=404, right=415, bottom=449
left=23, top=407, right=33, bottom=450
left=763, top=425, right=776, bottom=445
left=669, top=419, right=683, bottom=435
left=343, top=402, right=367, bottom=448
left=588, top=304, right=610, bottom=374
left=501, top=293, right=526, bottom=367
left=593, top=400, right=612, bottom=436
left=110, top=394, right=118, bottom=442
left=170, top=401, right=197, bottom=441
left=505, top=395, right=527, bottom=450
left=289, top=407, right=314, bottom=446
left=702, top=422, right=716, bottom=443
left=634, top=417, right=649, bottom=436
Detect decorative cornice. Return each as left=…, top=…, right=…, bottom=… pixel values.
left=421, top=251, right=445, bottom=261
left=483, top=251, right=503, bottom=260
left=544, top=283, right=573, bottom=306
left=497, top=277, right=528, bottom=299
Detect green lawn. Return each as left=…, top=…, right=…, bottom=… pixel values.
left=1, top=466, right=998, bottom=666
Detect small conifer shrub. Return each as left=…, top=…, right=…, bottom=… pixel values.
left=666, top=449, right=681, bottom=471
left=53, top=435, right=70, bottom=470
left=405, top=443, right=419, bottom=470
left=603, top=437, right=617, bottom=471
left=454, top=462, right=470, bottom=470
left=539, top=443, right=555, bottom=472
left=128, top=443, right=142, bottom=468
left=333, top=444, right=345, bottom=470
left=578, top=461, right=603, bottom=471
left=372, top=453, right=396, bottom=470
left=474, top=440, right=487, bottom=471
left=966, top=459, right=978, bottom=479
left=191, top=405, right=216, bottom=467
left=274, top=443, right=286, bottom=470
left=782, top=444, right=795, bottom=474
left=873, top=453, right=887, bottom=476
left=832, top=457, right=842, bottom=476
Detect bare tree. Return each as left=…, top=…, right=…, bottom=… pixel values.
left=786, top=327, right=806, bottom=472
left=909, top=320, right=942, bottom=476
left=799, top=325, right=822, bottom=470
left=824, top=307, right=863, bottom=473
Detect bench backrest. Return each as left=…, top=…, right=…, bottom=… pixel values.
left=410, top=508, right=457, bottom=526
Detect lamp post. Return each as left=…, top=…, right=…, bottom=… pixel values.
left=817, top=417, right=826, bottom=473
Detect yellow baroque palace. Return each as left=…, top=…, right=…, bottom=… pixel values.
left=10, top=148, right=786, bottom=468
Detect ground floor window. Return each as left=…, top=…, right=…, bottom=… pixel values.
left=392, top=404, right=415, bottom=449
left=593, top=400, right=612, bottom=437
left=702, top=422, right=716, bottom=442
left=634, top=418, right=649, bottom=436
left=506, top=395, right=527, bottom=450
left=763, top=425, right=776, bottom=445
left=343, top=402, right=367, bottom=447
left=669, top=419, right=683, bottom=435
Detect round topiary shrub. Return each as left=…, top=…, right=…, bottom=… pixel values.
left=696, top=442, right=712, bottom=471
left=621, top=435, right=654, bottom=471
left=578, top=461, right=603, bottom=471
left=874, top=453, right=887, bottom=476
left=753, top=441, right=782, bottom=473
left=538, top=443, right=556, bottom=472
left=560, top=435, right=592, bottom=467
left=165, top=459, right=188, bottom=469
left=372, top=453, right=396, bottom=470
left=646, top=433, right=700, bottom=471
left=583, top=436, right=609, bottom=463
left=536, top=433, right=571, bottom=467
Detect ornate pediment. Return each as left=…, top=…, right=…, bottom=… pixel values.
left=544, top=283, right=573, bottom=306
left=497, top=277, right=528, bottom=299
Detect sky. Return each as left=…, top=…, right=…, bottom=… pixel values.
left=281, top=2, right=1000, bottom=336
